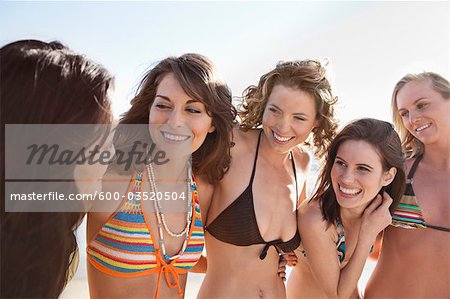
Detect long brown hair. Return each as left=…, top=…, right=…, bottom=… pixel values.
left=1, top=39, right=113, bottom=298
left=118, top=53, right=236, bottom=184
left=312, top=118, right=406, bottom=225
left=238, top=59, right=338, bottom=158
left=391, top=72, right=450, bottom=159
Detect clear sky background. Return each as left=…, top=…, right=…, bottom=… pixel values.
left=1, top=1, right=449, bottom=126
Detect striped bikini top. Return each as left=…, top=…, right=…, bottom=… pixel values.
left=87, top=170, right=205, bottom=299
left=301, top=221, right=346, bottom=263
left=391, top=155, right=450, bottom=232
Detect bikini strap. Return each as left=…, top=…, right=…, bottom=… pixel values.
left=407, top=155, right=423, bottom=183
left=249, top=130, right=263, bottom=184
left=290, top=151, right=299, bottom=204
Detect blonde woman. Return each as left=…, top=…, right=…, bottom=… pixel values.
left=365, top=72, right=450, bottom=298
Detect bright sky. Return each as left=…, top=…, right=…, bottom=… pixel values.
left=1, top=1, right=448, bottom=126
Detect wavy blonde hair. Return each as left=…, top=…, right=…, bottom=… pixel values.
left=391, top=72, right=450, bottom=159
left=238, top=59, right=338, bottom=158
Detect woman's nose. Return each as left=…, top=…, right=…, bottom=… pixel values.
left=167, top=109, right=184, bottom=128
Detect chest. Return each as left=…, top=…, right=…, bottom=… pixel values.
left=412, top=169, right=450, bottom=226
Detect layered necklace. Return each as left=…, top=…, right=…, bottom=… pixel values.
left=146, top=162, right=193, bottom=262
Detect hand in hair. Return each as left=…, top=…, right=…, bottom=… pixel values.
left=360, top=192, right=393, bottom=243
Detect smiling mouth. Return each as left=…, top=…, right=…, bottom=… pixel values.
left=161, top=131, right=191, bottom=142
left=415, top=123, right=431, bottom=133
left=339, top=184, right=362, bottom=196
left=272, top=130, right=294, bottom=143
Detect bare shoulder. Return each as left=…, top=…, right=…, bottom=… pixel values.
left=298, top=200, right=335, bottom=243
left=298, top=200, right=324, bottom=228
left=195, top=176, right=214, bottom=212
left=231, top=127, right=260, bottom=154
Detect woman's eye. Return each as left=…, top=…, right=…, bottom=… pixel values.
left=417, top=102, right=427, bottom=110
left=186, top=107, right=201, bottom=114
left=335, top=160, right=346, bottom=167
left=399, top=111, right=409, bottom=118
left=357, top=166, right=370, bottom=172
left=294, top=116, right=306, bottom=121
left=269, top=107, right=279, bottom=114
left=155, top=103, right=171, bottom=109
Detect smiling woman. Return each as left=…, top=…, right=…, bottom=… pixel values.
left=365, top=72, right=450, bottom=298
left=85, top=53, right=236, bottom=299
left=286, top=118, right=405, bottom=299
left=199, top=59, right=338, bottom=299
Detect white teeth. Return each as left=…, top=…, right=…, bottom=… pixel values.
left=415, top=123, right=431, bottom=132
left=273, top=131, right=292, bottom=142
left=162, top=132, right=190, bottom=142
left=339, top=185, right=362, bottom=195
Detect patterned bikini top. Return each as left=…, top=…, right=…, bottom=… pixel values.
left=86, top=170, right=205, bottom=298
left=205, top=131, right=301, bottom=260
left=301, top=221, right=346, bottom=263
left=391, top=155, right=450, bottom=232
left=301, top=221, right=373, bottom=264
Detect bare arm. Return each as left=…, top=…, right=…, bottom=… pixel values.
left=299, top=194, right=392, bottom=299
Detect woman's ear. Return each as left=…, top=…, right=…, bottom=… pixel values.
left=382, top=167, right=397, bottom=187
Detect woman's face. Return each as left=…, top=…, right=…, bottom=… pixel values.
left=261, top=84, right=317, bottom=154
left=148, top=73, right=214, bottom=157
left=396, top=80, right=450, bottom=146
left=330, top=139, right=396, bottom=212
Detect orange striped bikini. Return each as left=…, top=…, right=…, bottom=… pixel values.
left=87, top=170, right=205, bottom=298
left=392, top=155, right=450, bottom=232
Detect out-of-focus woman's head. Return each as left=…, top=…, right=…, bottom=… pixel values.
left=1, top=39, right=114, bottom=298
left=1, top=39, right=113, bottom=124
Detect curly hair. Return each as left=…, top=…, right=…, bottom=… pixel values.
left=238, top=59, right=338, bottom=158
left=117, top=53, right=236, bottom=184
left=391, top=72, right=450, bottom=159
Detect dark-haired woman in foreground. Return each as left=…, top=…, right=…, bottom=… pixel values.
left=1, top=39, right=113, bottom=298
left=86, top=54, right=236, bottom=299
left=287, top=118, right=405, bottom=299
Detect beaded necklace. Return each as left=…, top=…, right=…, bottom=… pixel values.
left=146, top=162, right=193, bottom=262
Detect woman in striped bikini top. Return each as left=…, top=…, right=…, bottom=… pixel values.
left=392, top=155, right=450, bottom=232
left=364, top=71, right=450, bottom=298
left=86, top=54, right=236, bottom=299
left=87, top=171, right=204, bottom=299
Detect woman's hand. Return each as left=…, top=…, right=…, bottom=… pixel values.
left=277, top=252, right=298, bottom=281
left=360, top=192, right=393, bottom=243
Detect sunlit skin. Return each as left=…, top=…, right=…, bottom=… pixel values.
left=262, top=84, right=317, bottom=155
left=198, top=84, right=316, bottom=299
left=149, top=72, right=215, bottom=157
left=87, top=73, right=216, bottom=299
left=365, top=80, right=450, bottom=298
left=396, top=80, right=450, bottom=147
left=331, top=140, right=395, bottom=215
left=287, top=140, right=395, bottom=299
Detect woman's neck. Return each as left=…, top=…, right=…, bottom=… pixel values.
left=340, top=207, right=364, bottom=227
left=150, top=155, right=190, bottom=182
left=422, top=143, right=450, bottom=171
left=258, top=131, right=294, bottom=166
